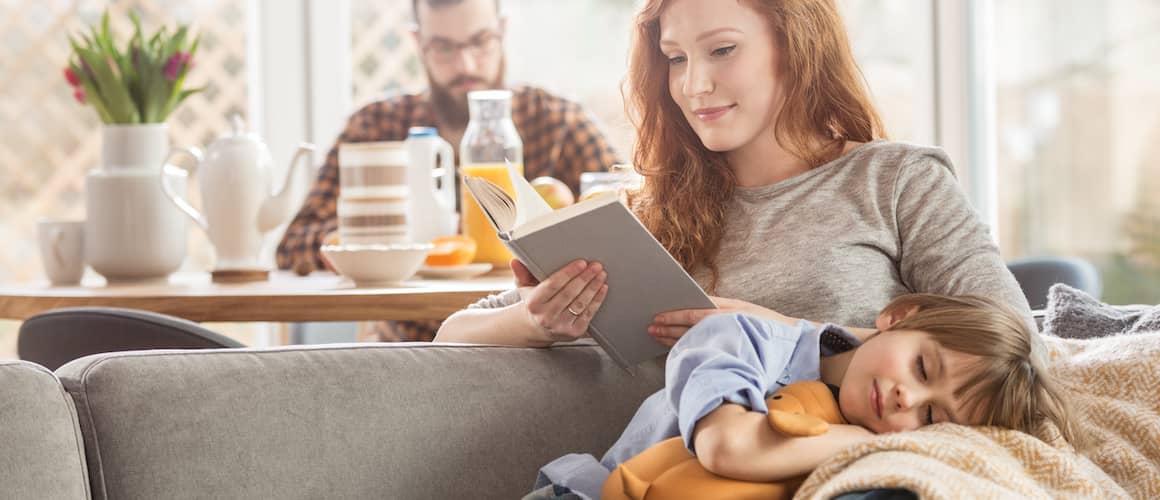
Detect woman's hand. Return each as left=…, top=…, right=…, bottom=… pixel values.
left=649, top=296, right=797, bottom=347
left=511, top=258, right=608, bottom=345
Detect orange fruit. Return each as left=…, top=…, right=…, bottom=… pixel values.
left=425, top=235, right=478, bottom=267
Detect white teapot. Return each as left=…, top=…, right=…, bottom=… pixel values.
left=160, top=115, right=315, bottom=270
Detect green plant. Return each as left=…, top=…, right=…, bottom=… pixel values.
left=63, top=10, right=202, bottom=124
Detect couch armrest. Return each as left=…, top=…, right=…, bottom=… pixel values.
left=0, top=361, right=90, bottom=499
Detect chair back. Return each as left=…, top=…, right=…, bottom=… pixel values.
left=1007, top=256, right=1102, bottom=310
left=18, top=307, right=243, bottom=370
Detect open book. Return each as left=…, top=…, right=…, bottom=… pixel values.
left=463, top=166, right=715, bottom=370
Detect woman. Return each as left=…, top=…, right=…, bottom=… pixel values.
left=434, top=0, right=1029, bottom=351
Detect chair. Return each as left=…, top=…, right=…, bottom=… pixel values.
left=18, top=307, right=244, bottom=370
left=1007, top=256, right=1102, bottom=310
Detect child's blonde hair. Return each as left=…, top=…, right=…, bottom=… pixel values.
left=880, top=294, right=1079, bottom=447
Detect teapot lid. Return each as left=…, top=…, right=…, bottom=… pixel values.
left=213, top=114, right=264, bottom=147
left=229, top=114, right=246, bottom=136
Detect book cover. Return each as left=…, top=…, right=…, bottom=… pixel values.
left=463, top=174, right=716, bottom=369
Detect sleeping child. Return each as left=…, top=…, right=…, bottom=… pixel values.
left=528, top=293, right=1079, bottom=499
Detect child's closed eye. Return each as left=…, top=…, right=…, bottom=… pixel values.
left=918, top=356, right=934, bottom=424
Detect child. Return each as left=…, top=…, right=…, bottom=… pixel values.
left=529, top=294, right=1077, bottom=499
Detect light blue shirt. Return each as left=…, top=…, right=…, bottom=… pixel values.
left=534, top=313, right=862, bottom=499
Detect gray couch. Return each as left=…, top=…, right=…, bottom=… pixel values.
left=1, top=343, right=663, bottom=499
left=0, top=360, right=90, bottom=499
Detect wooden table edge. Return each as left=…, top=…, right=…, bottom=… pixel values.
left=0, top=289, right=507, bottom=322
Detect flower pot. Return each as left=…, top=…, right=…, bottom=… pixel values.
left=85, top=123, right=189, bottom=282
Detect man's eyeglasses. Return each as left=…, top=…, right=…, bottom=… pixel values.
left=421, top=31, right=502, bottom=63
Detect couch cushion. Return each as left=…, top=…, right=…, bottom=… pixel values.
left=0, top=360, right=90, bottom=499
left=56, top=342, right=663, bottom=500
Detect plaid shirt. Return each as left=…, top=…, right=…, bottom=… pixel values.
left=276, top=85, right=621, bottom=341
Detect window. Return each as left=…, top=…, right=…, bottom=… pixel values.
left=842, top=0, right=934, bottom=144
left=993, top=0, right=1160, bottom=303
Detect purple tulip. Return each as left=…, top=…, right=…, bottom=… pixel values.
left=164, top=52, right=187, bottom=81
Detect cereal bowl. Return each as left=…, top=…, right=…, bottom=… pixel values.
left=320, top=243, right=434, bottom=286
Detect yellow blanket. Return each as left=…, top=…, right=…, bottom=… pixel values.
left=797, top=332, right=1160, bottom=499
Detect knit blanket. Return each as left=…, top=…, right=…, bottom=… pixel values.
left=796, top=286, right=1160, bottom=499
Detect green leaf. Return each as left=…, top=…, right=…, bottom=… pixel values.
left=165, top=26, right=188, bottom=56
left=80, top=31, right=97, bottom=51
left=187, top=35, right=200, bottom=58
left=146, top=63, right=171, bottom=122
left=72, top=65, right=115, bottom=123
left=77, top=46, right=139, bottom=123
left=165, top=86, right=203, bottom=119
left=97, top=10, right=116, bottom=56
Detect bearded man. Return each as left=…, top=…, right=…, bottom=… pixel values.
left=278, top=0, right=621, bottom=341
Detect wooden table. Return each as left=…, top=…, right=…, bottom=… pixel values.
left=0, top=271, right=515, bottom=323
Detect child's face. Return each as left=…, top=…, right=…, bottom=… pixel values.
left=838, top=329, right=984, bottom=433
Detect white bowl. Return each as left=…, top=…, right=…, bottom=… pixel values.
left=321, top=243, right=434, bottom=286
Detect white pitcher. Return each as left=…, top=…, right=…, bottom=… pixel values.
left=160, top=115, right=315, bottom=270
left=405, top=127, right=458, bottom=243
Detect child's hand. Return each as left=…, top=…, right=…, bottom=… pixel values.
left=649, top=296, right=798, bottom=346
left=515, top=259, right=608, bottom=344
left=693, top=405, right=878, bottom=482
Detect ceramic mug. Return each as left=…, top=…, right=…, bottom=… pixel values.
left=38, top=219, right=86, bottom=286
left=337, top=141, right=410, bottom=245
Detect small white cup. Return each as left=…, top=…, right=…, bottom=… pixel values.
left=38, top=219, right=86, bottom=286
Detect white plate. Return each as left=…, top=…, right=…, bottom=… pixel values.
left=416, top=263, right=494, bottom=280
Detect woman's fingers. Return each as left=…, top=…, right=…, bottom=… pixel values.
left=543, top=262, right=605, bottom=318
left=550, top=283, right=609, bottom=342
left=565, top=266, right=607, bottom=313
left=525, top=260, right=589, bottom=314
left=653, top=308, right=718, bottom=327
left=526, top=261, right=613, bottom=342
left=647, top=324, right=682, bottom=347
left=510, top=259, right=540, bottom=287
left=648, top=324, right=689, bottom=339
left=648, top=307, right=724, bottom=346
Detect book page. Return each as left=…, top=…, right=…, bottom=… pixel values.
left=462, top=176, right=518, bottom=233
left=506, top=160, right=553, bottom=227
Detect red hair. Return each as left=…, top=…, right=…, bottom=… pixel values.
left=625, top=0, right=886, bottom=290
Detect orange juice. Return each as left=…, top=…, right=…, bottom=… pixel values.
left=462, top=162, right=523, bottom=265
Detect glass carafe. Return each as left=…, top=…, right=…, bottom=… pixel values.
left=460, top=90, right=524, bottom=266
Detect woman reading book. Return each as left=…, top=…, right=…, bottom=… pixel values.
left=434, top=0, right=1031, bottom=349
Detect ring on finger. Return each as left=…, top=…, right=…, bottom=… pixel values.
left=566, top=305, right=583, bottom=317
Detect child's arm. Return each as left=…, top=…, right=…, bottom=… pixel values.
left=692, top=403, right=875, bottom=482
